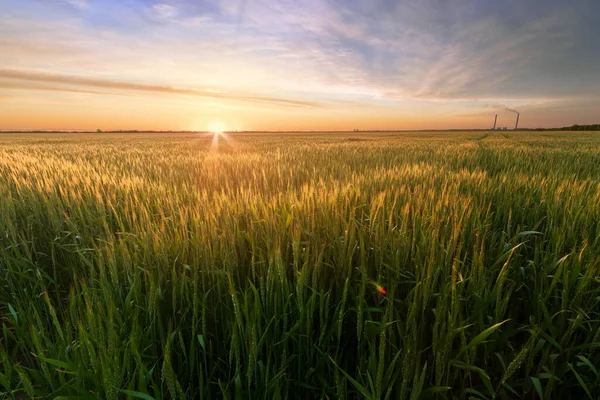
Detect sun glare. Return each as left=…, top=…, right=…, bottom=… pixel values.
left=208, top=120, right=228, bottom=135
left=208, top=120, right=234, bottom=150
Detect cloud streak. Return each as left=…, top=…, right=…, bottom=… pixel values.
left=0, top=68, right=324, bottom=108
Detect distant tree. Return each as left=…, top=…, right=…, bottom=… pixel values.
left=96, top=129, right=103, bottom=133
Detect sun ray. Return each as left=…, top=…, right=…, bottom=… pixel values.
left=208, top=120, right=234, bottom=150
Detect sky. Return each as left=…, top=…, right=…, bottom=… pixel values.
left=1, top=0, right=599, bottom=131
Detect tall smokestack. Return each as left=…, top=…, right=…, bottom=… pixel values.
left=493, top=114, right=497, bottom=130
left=514, top=113, right=520, bottom=130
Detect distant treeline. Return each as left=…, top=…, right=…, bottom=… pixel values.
left=527, top=124, right=600, bottom=131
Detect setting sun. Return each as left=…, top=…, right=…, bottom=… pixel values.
left=208, top=121, right=228, bottom=134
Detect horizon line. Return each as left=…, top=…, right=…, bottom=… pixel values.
left=2, top=125, right=599, bottom=134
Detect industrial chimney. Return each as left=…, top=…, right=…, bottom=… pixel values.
left=514, top=113, right=520, bottom=130
left=493, top=114, right=497, bottom=130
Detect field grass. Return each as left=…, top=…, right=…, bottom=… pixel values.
left=0, top=131, right=599, bottom=399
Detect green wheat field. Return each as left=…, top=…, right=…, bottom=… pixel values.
left=1, top=131, right=599, bottom=399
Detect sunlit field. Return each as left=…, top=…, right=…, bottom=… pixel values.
left=1, top=131, right=599, bottom=399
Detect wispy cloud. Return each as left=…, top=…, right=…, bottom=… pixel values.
left=65, top=0, right=87, bottom=8
left=150, top=3, right=178, bottom=20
